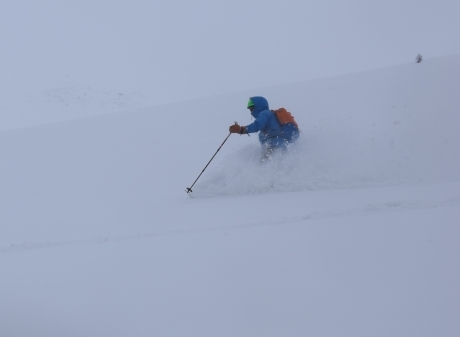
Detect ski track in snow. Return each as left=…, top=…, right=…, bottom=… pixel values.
left=2, top=194, right=459, bottom=255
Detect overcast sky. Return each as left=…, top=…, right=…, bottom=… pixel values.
left=1, top=0, right=460, bottom=105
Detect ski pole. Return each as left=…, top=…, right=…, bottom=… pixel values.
left=186, top=132, right=232, bottom=194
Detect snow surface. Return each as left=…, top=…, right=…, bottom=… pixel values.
left=1, top=55, right=460, bottom=337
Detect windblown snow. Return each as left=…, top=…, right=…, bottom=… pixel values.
left=195, top=55, right=460, bottom=196
left=1, top=55, right=459, bottom=337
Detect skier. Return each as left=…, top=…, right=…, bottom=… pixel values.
left=229, top=96, right=299, bottom=159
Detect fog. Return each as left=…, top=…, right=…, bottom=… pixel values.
left=2, top=0, right=460, bottom=127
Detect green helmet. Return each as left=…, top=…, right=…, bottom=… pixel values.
left=247, top=99, right=255, bottom=109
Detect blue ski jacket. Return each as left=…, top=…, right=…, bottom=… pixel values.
left=245, top=96, right=299, bottom=148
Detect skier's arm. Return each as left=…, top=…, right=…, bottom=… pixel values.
left=245, top=111, right=269, bottom=133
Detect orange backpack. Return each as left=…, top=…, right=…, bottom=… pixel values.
left=272, top=108, right=299, bottom=129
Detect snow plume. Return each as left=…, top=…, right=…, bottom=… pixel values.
left=194, top=106, right=460, bottom=197
left=191, top=56, right=460, bottom=197
left=194, top=143, right=299, bottom=196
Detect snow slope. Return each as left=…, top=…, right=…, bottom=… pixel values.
left=1, top=55, right=459, bottom=337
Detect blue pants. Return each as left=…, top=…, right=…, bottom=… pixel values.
left=259, top=123, right=299, bottom=149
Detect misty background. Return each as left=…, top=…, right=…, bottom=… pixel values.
left=1, top=0, right=460, bottom=130
left=1, top=2, right=460, bottom=336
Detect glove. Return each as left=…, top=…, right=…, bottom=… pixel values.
left=229, top=124, right=241, bottom=133
left=229, top=124, right=247, bottom=134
